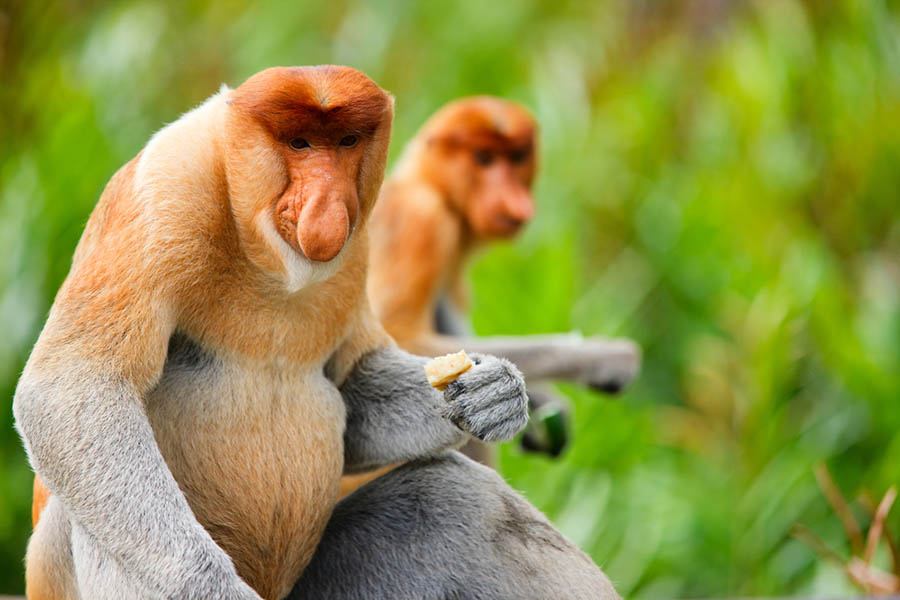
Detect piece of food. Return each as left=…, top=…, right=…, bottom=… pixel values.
left=424, top=350, right=473, bottom=390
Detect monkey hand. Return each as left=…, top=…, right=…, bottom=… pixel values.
left=520, top=386, right=570, bottom=458
left=440, top=354, right=529, bottom=443
left=576, top=337, right=641, bottom=394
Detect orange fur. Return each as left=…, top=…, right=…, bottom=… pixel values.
left=31, top=477, right=49, bottom=529
left=370, top=97, right=537, bottom=347
left=25, top=66, right=395, bottom=600
left=337, top=97, right=538, bottom=499
left=25, top=565, right=56, bottom=600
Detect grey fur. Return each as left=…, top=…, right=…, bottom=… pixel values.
left=289, top=452, right=620, bottom=600
left=339, top=347, right=529, bottom=473
left=17, top=343, right=614, bottom=599
left=16, top=342, right=529, bottom=598
left=421, top=333, right=639, bottom=393
left=432, top=298, right=570, bottom=422
left=430, top=295, right=639, bottom=393
left=434, top=297, right=573, bottom=461
left=26, top=496, right=78, bottom=599
left=14, top=373, right=259, bottom=599
left=434, top=296, right=472, bottom=337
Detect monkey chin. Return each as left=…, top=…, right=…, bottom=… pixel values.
left=254, top=210, right=348, bottom=293
left=482, top=218, right=525, bottom=240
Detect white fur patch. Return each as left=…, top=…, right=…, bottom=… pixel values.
left=254, top=210, right=346, bottom=293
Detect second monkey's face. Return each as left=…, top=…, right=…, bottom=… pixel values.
left=225, top=66, right=392, bottom=289
left=425, top=97, right=537, bottom=240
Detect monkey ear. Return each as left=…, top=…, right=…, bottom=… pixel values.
left=358, top=94, right=395, bottom=215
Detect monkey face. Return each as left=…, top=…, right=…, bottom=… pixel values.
left=459, top=144, right=535, bottom=238
left=224, top=66, right=393, bottom=287
left=272, top=132, right=364, bottom=263
left=425, top=97, right=538, bottom=240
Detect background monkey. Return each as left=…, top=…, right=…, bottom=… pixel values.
left=339, top=97, right=641, bottom=495
left=370, top=96, right=640, bottom=395
left=18, top=66, right=618, bottom=599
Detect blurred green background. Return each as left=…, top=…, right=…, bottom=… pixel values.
left=2, top=0, right=900, bottom=596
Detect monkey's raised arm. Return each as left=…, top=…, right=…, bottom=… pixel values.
left=333, top=321, right=529, bottom=474
left=411, top=332, right=640, bottom=394
left=369, top=189, right=640, bottom=393
left=14, top=182, right=259, bottom=600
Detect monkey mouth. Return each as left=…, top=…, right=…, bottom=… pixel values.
left=492, top=215, right=527, bottom=236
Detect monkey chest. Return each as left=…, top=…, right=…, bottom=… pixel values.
left=145, top=335, right=347, bottom=598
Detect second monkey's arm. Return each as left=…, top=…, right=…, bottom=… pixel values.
left=411, top=331, right=640, bottom=393
left=431, top=297, right=639, bottom=392
left=337, top=342, right=529, bottom=474
left=371, top=200, right=640, bottom=393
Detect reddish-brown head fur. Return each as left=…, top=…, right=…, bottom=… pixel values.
left=417, top=97, right=537, bottom=239
left=226, top=66, right=393, bottom=268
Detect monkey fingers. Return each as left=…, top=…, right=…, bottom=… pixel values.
left=440, top=353, right=528, bottom=443
left=520, top=385, right=570, bottom=457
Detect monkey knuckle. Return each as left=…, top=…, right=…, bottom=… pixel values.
left=454, top=415, right=477, bottom=436
left=492, top=377, right=526, bottom=403
left=471, top=420, right=497, bottom=441
left=467, top=395, right=529, bottom=442
left=440, top=401, right=461, bottom=423
left=482, top=417, right=525, bottom=443
left=472, top=363, right=519, bottom=392
left=443, top=378, right=467, bottom=399
left=489, top=364, right=514, bottom=382
left=467, top=352, right=487, bottom=365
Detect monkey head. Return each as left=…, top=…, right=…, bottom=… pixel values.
left=420, top=97, right=537, bottom=239
left=224, top=66, right=393, bottom=289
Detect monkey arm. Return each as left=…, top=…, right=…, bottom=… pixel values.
left=367, top=183, right=462, bottom=343
left=339, top=346, right=528, bottom=474
left=407, top=332, right=640, bottom=393
left=14, top=269, right=259, bottom=599
left=369, top=198, right=640, bottom=392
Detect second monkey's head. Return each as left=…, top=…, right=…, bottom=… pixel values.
left=224, top=66, right=393, bottom=288
left=413, top=97, right=538, bottom=239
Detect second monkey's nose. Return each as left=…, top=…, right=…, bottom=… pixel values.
left=297, top=195, right=350, bottom=262
left=506, top=195, right=535, bottom=224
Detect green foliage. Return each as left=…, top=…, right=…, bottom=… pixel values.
left=2, top=0, right=900, bottom=595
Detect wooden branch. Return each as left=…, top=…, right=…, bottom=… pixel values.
left=860, top=490, right=900, bottom=576
left=814, top=462, right=864, bottom=555
left=865, top=487, right=898, bottom=566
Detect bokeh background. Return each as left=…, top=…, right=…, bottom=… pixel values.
left=2, top=0, right=900, bottom=596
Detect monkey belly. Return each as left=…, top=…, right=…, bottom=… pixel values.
left=146, top=360, right=345, bottom=600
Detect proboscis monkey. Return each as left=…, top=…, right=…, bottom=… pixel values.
left=18, top=67, right=619, bottom=600
left=339, top=97, right=641, bottom=495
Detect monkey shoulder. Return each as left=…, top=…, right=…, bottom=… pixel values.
left=375, top=182, right=460, bottom=259
left=380, top=180, right=451, bottom=221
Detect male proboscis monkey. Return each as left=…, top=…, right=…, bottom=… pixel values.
left=19, top=67, right=619, bottom=599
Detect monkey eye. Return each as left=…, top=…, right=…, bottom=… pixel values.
left=339, top=135, right=358, bottom=147
left=289, top=138, right=310, bottom=150
left=509, top=147, right=530, bottom=163
left=473, top=149, right=494, bottom=166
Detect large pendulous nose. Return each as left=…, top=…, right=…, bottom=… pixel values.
left=296, top=193, right=350, bottom=262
